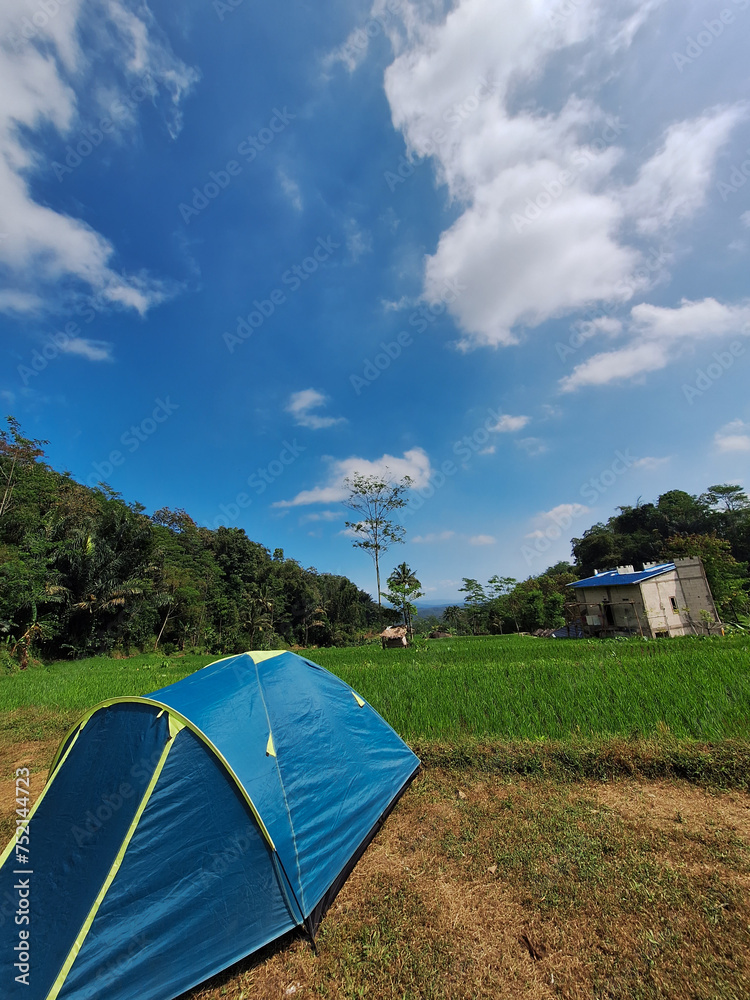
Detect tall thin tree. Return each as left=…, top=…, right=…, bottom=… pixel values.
left=342, top=471, right=412, bottom=607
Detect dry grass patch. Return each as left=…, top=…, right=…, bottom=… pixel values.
left=0, top=734, right=748, bottom=999
left=179, top=771, right=750, bottom=1000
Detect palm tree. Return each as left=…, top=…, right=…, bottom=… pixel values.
left=384, top=563, right=423, bottom=634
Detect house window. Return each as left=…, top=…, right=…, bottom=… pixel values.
left=670, top=596, right=678, bottom=614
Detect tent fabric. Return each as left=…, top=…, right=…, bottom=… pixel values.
left=0, top=650, right=420, bottom=1000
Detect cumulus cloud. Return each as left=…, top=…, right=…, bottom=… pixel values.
left=488, top=413, right=530, bottom=433
left=714, top=420, right=750, bottom=453
left=0, top=0, right=198, bottom=317
left=370, top=0, right=740, bottom=350
left=623, top=107, right=744, bottom=235
left=286, top=388, right=346, bottom=429
left=274, top=447, right=432, bottom=507
left=561, top=298, right=750, bottom=390
left=469, top=534, right=495, bottom=545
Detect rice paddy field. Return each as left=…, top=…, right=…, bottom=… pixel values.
left=2, top=633, right=748, bottom=748
left=1, top=634, right=749, bottom=999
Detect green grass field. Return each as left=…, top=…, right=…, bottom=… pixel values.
left=1, top=636, right=749, bottom=999
left=2, top=634, right=748, bottom=742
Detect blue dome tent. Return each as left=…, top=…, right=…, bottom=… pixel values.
left=0, top=650, right=420, bottom=1000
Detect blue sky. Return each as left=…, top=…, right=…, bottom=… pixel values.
left=1, top=0, right=749, bottom=602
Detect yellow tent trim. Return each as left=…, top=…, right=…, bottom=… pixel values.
left=249, top=650, right=285, bottom=664
left=266, top=732, right=276, bottom=757
left=169, top=714, right=186, bottom=740
left=44, top=735, right=174, bottom=1000
left=48, top=697, right=276, bottom=852
left=352, top=691, right=365, bottom=708
left=0, top=727, right=84, bottom=873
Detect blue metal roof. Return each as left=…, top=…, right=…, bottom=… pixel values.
left=567, top=563, right=675, bottom=588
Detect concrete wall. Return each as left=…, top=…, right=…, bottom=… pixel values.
left=674, top=556, right=722, bottom=632
left=570, top=558, right=721, bottom=637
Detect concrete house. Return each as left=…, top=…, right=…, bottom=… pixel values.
left=566, top=557, right=722, bottom=638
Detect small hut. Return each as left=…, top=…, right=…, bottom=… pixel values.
left=380, top=625, right=408, bottom=649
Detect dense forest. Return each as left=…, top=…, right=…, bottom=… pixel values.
left=1, top=417, right=748, bottom=662
left=0, top=419, right=380, bottom=664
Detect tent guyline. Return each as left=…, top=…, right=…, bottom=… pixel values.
left=0, top=650, right=420, bottom=1000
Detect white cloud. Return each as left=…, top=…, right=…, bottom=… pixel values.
left=632, top=456, right=670, bottom=471
left=374, top=0, right=741, bottom=349
left=286, top=388, right=345, bottom=429
left=714, top=420, right=750, bottom=453
left=274, top=447, right=432, bottom=507
left=0, top=0, right=197, bottom=317
left=58, top=338, right=113, bottom=362
left=561, top=298, right=750, bottom=391
left=525, top=501, right=592, bottom=540
left=346, top=224, right=373, bottom=262
left=413, top=531, right=456, bottom=543
left=381, top=295, right=412, bottom=312
left=518, top=436, right=547, bottom=456
left=0, top=290, right=43, bottom=314
left=489, top=413, right=530, bottom=433
left=623, top=107, right=744, bottom=235
left=278, top=169, right=303, bottom=211
left=469, top=534, right=495, bottom=546
left=742, top=210, right=750, bottom=228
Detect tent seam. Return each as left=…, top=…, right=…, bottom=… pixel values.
left=0, top=726, right=84, bottom=874
left=47, top=696, right=276, bottom=852
left=43, top=729, right=176, bottom=1000
left=253, top=656, right=308, bottom=916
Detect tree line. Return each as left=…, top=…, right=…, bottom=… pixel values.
left=0, top=419, right=380, bottom=664
left=432, top=486, right=750, bottom=636
left=2, top=417, right=748, bottom=662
